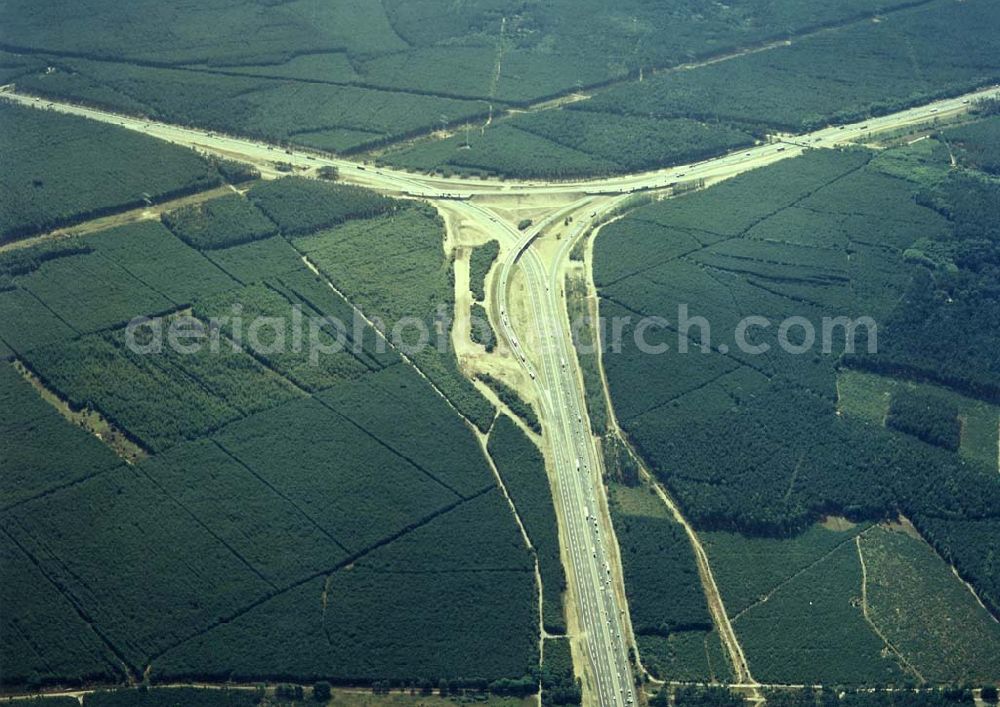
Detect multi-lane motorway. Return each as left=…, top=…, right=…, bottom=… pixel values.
left=3, top=84, right=998, bottom=199
left=4, top=83, right=999, bottom=707
left=458, top=198, right=635, bottom=706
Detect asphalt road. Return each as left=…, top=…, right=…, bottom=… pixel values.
left=3, top=84, right=998, bottom=200
left=6, top=82, right=999, bottom=707
left=461, top=199, right=635, bottom=707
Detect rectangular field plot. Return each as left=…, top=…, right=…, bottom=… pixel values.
left=204, top=236, right=305, bottom=285
left=161, top=193, right=277, bottom=250
left=353, top=489, right=532, bottom=573
left=18, top=249, right=175, bottom=333
left=0, top=534, right=123, bottom=685
left=837, top=370, right=1000, bottom=472
left=154, top=490, right=537, bottom=683
left=703, top=524, right=908, bottom=685
left=268, top=267, right=400, bottom=370
left=2, top=465, right=273, bottom=669
left=192, top=283, right=377, bottom=393
left=320, top=364, right=494, bottom=499
left=859, top=525, right=1000, bottom=683
left=247, top=178, right=396, bottom=236
left=0, top=286, right=77, bottom=355
left=24, top=324, right=300, bottom=453
left=140, top=440, right=348, bottom=584
left=381, top=124, right=620, bottom=180
left=637, top=631, right=733, bottom=684
left=88, top=221, right=239, bottom=304
left=734, top=540, right=907, bottom=685
left=0, top=364, right=120, bottom=508
left=215, top=397, right=460, bottom=553
left=702, top=523, right=871, bottom=618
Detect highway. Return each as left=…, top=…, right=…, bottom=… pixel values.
left=458, top=199, right=635, bottom=707
left=5, top=82, right=999, bottom=707
left=3, top=84, right=998, bottom=199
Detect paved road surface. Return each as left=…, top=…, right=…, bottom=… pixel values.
left=3, top=84, right=997, bottom=199
left=459, top=199, right=635, bottom=707
left=6, top=83, right=999, bottom=707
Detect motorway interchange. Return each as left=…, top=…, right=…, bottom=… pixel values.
left=4, top=83, right=998, bottom=707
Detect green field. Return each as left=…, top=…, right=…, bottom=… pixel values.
left=706, top=525, right=906, bottom=685
left=702, top=520, right=1000, bottom=685
left=382, top=0, right=1000, bottom=176
left=942, top=114, right=1000, bottom=175
left=0, top=102, right=222, bottom=242
left=838, top=370, right=999, bottom=470
left=154, top=487, right=538, bottom=683
left=6, top=0, right=1000, bottom=693
left=161, top=193, right=277, bottom=250
left=489, top=414, right=568, bottom=634
left=859, top=526, right=1000, bottom=683
left=293, top=202, right=495, bottom=429
left=583, top=0, right=1000, bottom=133
left=1, top=177, right=540, bottom=689
left=380, top=113, right=754, bottom=179
left=610, top=485, right=711, bottom=636
left=608, top=484, right=720, bottom=682
left=0, top=361, right=119, bottom=515
left=6, top=0, right=991, bottom=168
left=637, top=631, right=733, bottom=684
left=469, top=240, right=500, bottom=302
left=477, top=373, right=540, bottom=434
left=541, top=638, right=580, bottom=706
left=44, top=686, right=541, bottom=707
left=594, top=144, right=1000, bottom=626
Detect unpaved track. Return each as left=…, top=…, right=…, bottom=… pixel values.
left=0, top=183, right=239, bottom=253
left=7, top=84, right=1000, bottom=707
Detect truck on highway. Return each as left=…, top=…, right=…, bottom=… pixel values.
left=575, top=458, right=581, bottom=471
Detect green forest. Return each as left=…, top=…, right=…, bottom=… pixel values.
left=4, top=0, right=1000, bottom=697
left=0, top=176, right=549, bottom=690
left=594, top=129, right=1000, bottom=650
left=0, top=103, right=224, bottom=242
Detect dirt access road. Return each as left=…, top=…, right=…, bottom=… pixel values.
left=6, top=84, right=999, bottom=707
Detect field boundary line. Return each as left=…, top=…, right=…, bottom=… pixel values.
left=578, top=209, right=757, bottom=690
left=476, top=415, right=549, bottom=677
left=0, top=524, right=137, bottom=683
left=298, top=253, right=493, bottom=434
left=855, top=532, right=927, bottom=683
left=147, top=485, right=493, bottom=662
left=211, top=440, right=351, bottom=556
